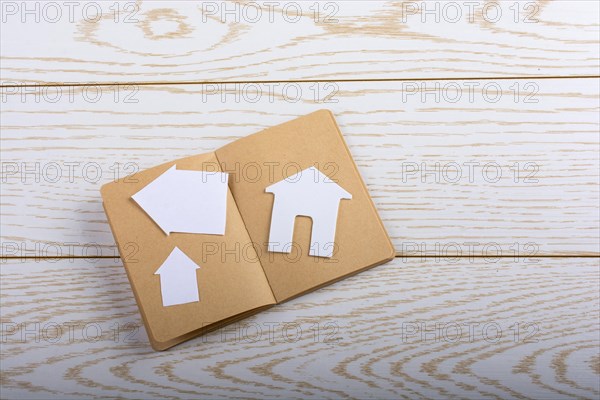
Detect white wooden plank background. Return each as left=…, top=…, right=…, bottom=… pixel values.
left=1, top=257, right=599, bottom=399
left=1, top=0, right=599, bottom=398
left=1, top=1, right=599, bottom=85
left=2, top=79, right=599, bottom=257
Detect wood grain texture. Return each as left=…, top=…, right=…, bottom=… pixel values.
left=1, top=257, right=598, bottom=399
left=2, top=1, right=599, bottom=398
left=1, top=1, right=599, bottom=85
left=2, top=78, right=599, bottom=256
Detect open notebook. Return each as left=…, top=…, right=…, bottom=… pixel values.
left=101, top=110, right=395, bottom=350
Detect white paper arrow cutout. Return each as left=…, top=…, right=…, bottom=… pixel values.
left=132, top=165, right=229, bottom=236
left=155, top=247, right=201, bottom=307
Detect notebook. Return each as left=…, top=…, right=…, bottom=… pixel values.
left=101, top=110, right=395, bottom=350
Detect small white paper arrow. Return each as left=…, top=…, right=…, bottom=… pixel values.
left=155, top=247, right=201, bottom=307
left=132, top=165, right=229, bottom=235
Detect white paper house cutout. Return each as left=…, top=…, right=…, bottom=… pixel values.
left=132, top=165, right=229, bottom=236
left=155, top=247, right=201, bottom=307
left=266, top=166, right=352, bottom=258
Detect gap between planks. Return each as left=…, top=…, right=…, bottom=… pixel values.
left=2, top=75, right=599, bottom=88
left=1, top=255, right=599, bottom=260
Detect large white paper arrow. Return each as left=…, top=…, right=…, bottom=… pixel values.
left=132, top=165, right=229, bottom=235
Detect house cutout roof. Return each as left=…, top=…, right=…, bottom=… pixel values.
left=155, top=247, right=201, bottom=276
left=265, top=166, right=351, bottom=199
